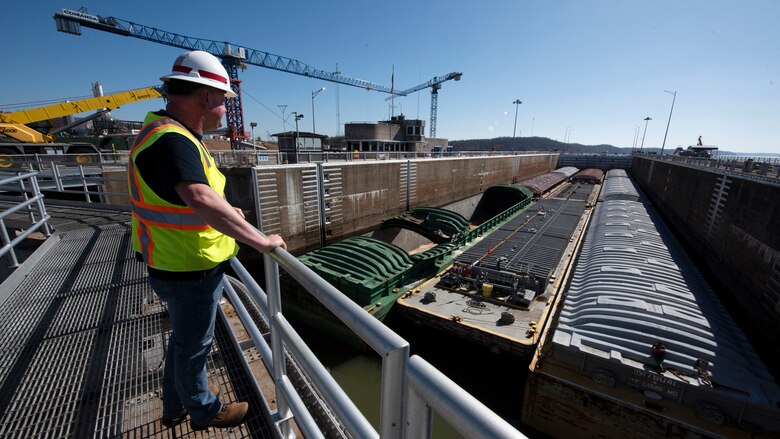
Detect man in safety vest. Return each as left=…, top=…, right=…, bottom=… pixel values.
left=129, top=50, right=286, bottom=431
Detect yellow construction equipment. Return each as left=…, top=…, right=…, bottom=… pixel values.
left=0, top=86, right=162, bottom=167
left=0, top=86, right=161, bottom=143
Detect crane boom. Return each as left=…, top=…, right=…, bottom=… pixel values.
left=54, top=8, right=399, bottom=149
left=387, top=72, right=462, bottom=98
left=1, top=86, right=162, bottom=126
left=0, top=86, right=162, bottom=143
left=55, top=8, right=395, bottom=94
left=385, top=72, right=461, bottom=138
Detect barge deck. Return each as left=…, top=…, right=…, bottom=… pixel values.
left=397, top=181, right=599, bottom=356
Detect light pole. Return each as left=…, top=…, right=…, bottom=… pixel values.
left=250, top=122, right=257, bottom=147
left=512, top=99, right=522, bottom=148
left=661, top=90, right=676, bottom=156
left=640, top=117, right=652, bottom=152
left=277, top=105, right=288, bottom=131
left=311, top=87, right=325, bottom=133
left=292, top=111, right=304, bottom=163
left=633, top=125, right=640, bottom=152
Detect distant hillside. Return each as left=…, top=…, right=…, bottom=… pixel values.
left=449, top=136, right=624, bottom=154
left=448, top=137, right=777, bottom=157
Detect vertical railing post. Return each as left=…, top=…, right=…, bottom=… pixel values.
left=30, top=174, right=52, bottom=236
left=78, top=164, right=91, bottom=202
left=404, top=385, right=432, bottom=439
left=17, top=174, right=35, bottom=226
left=380, top=344, right=409, bottom=439
left=52, top=162, right=64, bottom=192
left=263, top=253, right=293, bottom=438
left=0, top=217, right=18, bottom=267
left=97, top=172, right=107, bottom=204
left=30, top=171, right=53, bottom=238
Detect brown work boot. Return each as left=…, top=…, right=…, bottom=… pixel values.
left=190, top=402, right=249, bottom=431
left=161, top=384, right=222, bottom=428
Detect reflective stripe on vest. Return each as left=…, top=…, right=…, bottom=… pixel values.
left=135, top=218, right=154, bottom=264
left=131, top=204, right=208, bottom=228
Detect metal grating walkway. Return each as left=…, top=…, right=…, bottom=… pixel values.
left=0, top=223, right=273, bottom=438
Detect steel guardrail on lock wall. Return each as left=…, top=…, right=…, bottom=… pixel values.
left=225, top=241, right=527, bottom=439
left=0, top=153, right=131, bottom=204
left=0, top=171, right=52, bottom=268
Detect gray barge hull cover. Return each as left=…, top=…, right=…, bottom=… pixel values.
left=550, top=199, right=780, bottom=425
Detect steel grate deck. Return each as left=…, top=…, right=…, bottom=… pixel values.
left=0, top=200, right=133, bottom=234
left=0, top=223, right=273, bottom=438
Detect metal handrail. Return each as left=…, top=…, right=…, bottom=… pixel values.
left=405, top=356, right=524, bottom=438
left=0, top=154, right=130, bottom=204
left=0, top=171, right=52, bottom=267
left=226, top=239, right=527, bottom=439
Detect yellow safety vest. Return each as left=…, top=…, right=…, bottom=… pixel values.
left=129, top=112, right=238, bottom=271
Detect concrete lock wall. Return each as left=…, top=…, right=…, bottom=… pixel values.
left=631, top=156, right=780, bottom=363
left=247, top=154, right=558, bottom=255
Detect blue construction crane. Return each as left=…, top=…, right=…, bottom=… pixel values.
left=386, top=72, right=462, bottom=138
left=54, top=7, right=397, bottom=149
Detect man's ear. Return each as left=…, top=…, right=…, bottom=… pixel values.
left=197, top=87, right=211, bottom=105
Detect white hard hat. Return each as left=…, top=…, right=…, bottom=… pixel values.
left=161, top=51, right=237, bottom=98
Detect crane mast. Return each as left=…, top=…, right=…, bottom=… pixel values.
left=386, top=72, right=462, bottom=138
left=54, top=8, right=398, bottom=149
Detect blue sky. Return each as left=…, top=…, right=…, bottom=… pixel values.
left=2, top=1, right=778, bottom=153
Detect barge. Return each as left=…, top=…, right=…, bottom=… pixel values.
left=280, top=183, right=535, bottom=346
left=396, top=171, right=601, bottom=356
left=522, top=170, right=780, bottom=438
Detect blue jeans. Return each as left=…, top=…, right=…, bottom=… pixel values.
left=150, top=274, right=225, bottom=422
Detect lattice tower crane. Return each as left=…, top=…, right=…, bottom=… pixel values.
left=54, top=8, right=398, bottom=149
left=386, top=72, right=462, bottom=138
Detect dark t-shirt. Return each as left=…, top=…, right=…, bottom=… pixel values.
left=134, top=111, right=208, bottom=205
left=135, top=111, right=227, bottom=279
